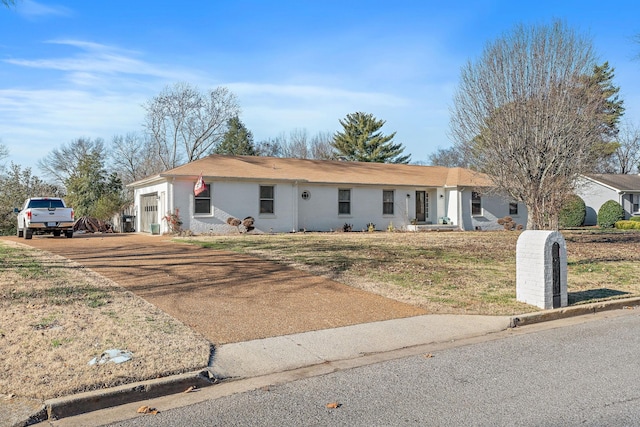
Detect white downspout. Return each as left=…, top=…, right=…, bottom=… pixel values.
left=458, top=188, right=465, bottom=231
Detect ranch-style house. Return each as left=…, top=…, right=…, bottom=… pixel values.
left=127, top=155, right=528, bottom=234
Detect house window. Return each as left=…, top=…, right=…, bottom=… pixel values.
left=338, top=189, right=351, bottom=215
left=633, top=194, right=640, bottom=214
left=383, top=190, right=394, bottom=215
left=194, top=184, right=211, bottom=214
left=509, top=202, right=519, bottom=215
left=260, top=185, right=275, bottom=214
left=471, top=191, right=482, bottom=216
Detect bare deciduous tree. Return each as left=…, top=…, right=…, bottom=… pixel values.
left=427, top=146, right=467, bottom=167
left=609, top=122, right=640, bottom=174
left=258, top=129, right=335, bottom=159
left=110, top=133, right=165, bottom=184
left=450, top=21, right=604, bottom=230
left=309, top=131, right=336, bottom=160
left=143, top=83, right=240, bottom=170
left=281, top=128, right=311, bottom=159
left=37, top=137, right=106, bottom=188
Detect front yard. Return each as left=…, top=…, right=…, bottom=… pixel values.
left=181, top=229, right=640, bottom=316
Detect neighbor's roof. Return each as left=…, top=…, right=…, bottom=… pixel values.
left=131, top=155, right=493, bottom=188
left=584, top=174, right=640, bottom=192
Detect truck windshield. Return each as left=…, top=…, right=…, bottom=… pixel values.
left=28, top=199, right=65, bottom=209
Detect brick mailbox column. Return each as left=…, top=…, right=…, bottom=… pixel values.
left=516, top=230, right=568, bottom=310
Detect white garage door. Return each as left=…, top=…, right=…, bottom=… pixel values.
left=140, top=194, right=158, bottom=233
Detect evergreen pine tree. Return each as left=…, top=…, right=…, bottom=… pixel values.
left=332, top=112, right=410, bottom=163
left=215, top=116, right=256, bottom=156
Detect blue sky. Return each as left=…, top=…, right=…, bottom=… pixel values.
left=1, top=0, right=639, bottom=173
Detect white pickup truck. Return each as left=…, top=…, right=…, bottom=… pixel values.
left=16, top=197, right=75, bottom=239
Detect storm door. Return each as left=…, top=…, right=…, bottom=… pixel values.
left=416, top=191, right=426, bottom=222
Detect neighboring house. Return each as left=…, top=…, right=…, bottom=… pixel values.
left=576, top=174, right=640, bottom=225
left=127, top=155, right=528, bottom=234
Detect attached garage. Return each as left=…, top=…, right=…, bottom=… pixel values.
left=140, top=193, right=158, bottom=233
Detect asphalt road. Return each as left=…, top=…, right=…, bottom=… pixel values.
left=101, top=311, right=640, bottom=427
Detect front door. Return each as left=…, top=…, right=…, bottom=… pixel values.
left=416, top=191, right=426, bottom=222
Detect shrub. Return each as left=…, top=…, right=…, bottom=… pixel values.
left=615, top=220, right=640, bottom=230
left=558, top=194, right=586, bottom=228
left=497, top=216, right=522, bottom=231
left=597, top=200, right=625, bottom=228
left=629, top=216, right=640, bottom=222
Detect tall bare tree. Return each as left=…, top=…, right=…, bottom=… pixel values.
left=37, top=137, right=106, bottom=188
left=143, top=83, right=240, bottom=170
left=281, top=128, right=311, bottom=158
left=110, top=133, right=164, bottom=184
left=257, top=129, right=335, bottom=159
left=309, top=131, right=336, bottom=160
left=427, top=146, right=467, bottom=168
left=609, top=122, right=640, bottom=174
left=450, top=21, right=605, bottom=230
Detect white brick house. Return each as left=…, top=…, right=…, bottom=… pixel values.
left=576, top=174, right=640, bottom=225
left=127, top=155, right=528, bottom=234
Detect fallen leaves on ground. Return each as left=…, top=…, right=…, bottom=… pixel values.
left=326, top=402, right=342, bottom=409
left=137, top=405, right=159, bottom=415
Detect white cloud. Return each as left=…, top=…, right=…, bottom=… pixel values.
left=4, top=39, right=191, bottom=82
left=17, top=0, right=72, bottom=19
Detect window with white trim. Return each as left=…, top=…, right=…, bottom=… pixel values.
left=471, top=191, right=482, bottom=216
left=383, top=190, right=394, bottom=215
left=194, top=184, right=211, bottom=214
left=260, top=185, right=275, bottom=214
left=338, top=189, right=351, bottom=215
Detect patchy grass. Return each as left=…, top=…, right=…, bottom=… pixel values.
left=182, top=229, right=640, bottom=315
left=0, top=240, right=211, bottom=401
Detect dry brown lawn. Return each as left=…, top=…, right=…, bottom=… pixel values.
left=2, top=229, right=639, bottom=402
left=182, top=229, right=640, bottom=315
left=0, top=240, right=210, bottom=400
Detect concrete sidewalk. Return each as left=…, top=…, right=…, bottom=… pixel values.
left=9, top=297, right=640, bottom=427
left=211, top=314, right=511, bottom=379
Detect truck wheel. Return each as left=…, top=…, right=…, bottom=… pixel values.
left=24, top=229, right=33, bottom=240
left=53, top=230, right=61, bottom=237
left=17, top=228, right=23, bottom=238
left=65, top=230, right=73, bottom=238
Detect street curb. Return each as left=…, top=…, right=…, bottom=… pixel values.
left=15, top=297, right=640, bottom=425
left=43, top=370, right=214, bottom=421
left=509, top=297, right=640, bottom=328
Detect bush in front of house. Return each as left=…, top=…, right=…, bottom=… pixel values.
left=558, top=194, right=586, bottom=228
left=629, top=216, right=640, bottom=222
left=497, top=216, right=523, bottom=231
left=597, top=200, right=625, bottom=228
left=614, top=220, right=640, bottom=230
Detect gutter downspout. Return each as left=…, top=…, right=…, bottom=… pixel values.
left=458, top=188, right=465, bottom=231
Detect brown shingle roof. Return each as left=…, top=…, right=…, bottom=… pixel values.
left=585, top=174, right=640, bottom=192
left=138, top=155, right=492, bottom=187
